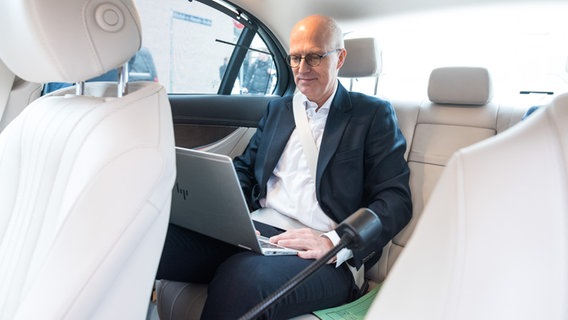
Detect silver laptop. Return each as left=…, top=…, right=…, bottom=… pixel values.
left=170, top=147, right=297, bottom=256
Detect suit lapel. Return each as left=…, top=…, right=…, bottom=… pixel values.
left=260, top=97, right=295, bottom=187
left=316, top=84, right=353, bottom=190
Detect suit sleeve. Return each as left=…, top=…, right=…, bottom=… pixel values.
left=358, top=100, right=412, bottom=268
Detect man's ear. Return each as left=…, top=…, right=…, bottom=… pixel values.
left=336, top=49, right=347, bottom=70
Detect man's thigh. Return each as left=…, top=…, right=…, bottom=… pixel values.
left=204, top=251, right=355, bottom=319
left=156, top=223, right=243, bottom=283
left=156, top=222, right=286, bottom=283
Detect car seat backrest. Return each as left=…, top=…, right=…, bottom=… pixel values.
left=370, top=66, right=527, bottom=282
left=0, top=0, right=175, bottom=319
left=369, top=91, right=568, bottom=320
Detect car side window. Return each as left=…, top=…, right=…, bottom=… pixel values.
left=136, top=0, right=278, bottom=95
left=234, top=41, right=276, bottom=95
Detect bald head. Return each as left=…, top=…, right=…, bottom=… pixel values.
left=290, top=15, right=344, bottom=52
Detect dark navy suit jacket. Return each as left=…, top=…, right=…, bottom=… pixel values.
left=234, top=83, right=412, bottom=270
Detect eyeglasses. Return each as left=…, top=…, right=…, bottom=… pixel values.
left=286, top=49, right=342, bottom=68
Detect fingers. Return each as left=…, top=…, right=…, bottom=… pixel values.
left=297, top=250, right=320, bottom=260
left=269, top=228, right=317, bottom=242
left=269, top=228, right=334, bottom=260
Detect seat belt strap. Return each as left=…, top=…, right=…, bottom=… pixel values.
left=292, top=92, right=318, bottom=180
left=0, top=61, right=16, bottom=125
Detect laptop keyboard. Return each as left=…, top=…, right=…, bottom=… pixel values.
left=260, top=240, right=283, bottom=249
left=258, top=236, right=284, bottom=249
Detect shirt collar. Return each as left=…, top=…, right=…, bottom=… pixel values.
left=299, top=85, right=338, bottom=113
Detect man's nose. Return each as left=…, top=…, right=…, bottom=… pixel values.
left=297, top=58, right=311, bottom=72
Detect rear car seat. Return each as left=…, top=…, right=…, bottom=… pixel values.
left=155, top=64, right=528, bottom=319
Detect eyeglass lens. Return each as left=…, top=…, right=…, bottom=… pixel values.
left=288, top=54, right=322, bottom=67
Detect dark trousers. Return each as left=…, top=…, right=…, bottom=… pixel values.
left=156, top=223, right=358, bottom=320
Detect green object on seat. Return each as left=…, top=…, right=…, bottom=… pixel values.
left=313, top=284, right=381, bottom=320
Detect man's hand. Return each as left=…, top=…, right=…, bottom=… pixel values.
left=269, top=228, right=334, bottom=260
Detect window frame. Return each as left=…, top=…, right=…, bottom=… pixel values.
left=197, top=0, right=294, bottom=96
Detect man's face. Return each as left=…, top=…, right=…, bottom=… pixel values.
left=289, top=23, right=344, bottom=106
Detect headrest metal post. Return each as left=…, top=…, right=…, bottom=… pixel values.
left=117, top=62, right=129, bottom=97
left=75, top=81, right=85, bottom=96
left=374, top=76, right=378, bottom=95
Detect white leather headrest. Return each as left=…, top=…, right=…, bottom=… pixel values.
left=0, top=0, right=141, bottom=83
left=339, top=38, right=382, bottom=78
left=428, top=67, right=493, bottom=105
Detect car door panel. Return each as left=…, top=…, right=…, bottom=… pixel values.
left=169, top=94, right=278, bottom=156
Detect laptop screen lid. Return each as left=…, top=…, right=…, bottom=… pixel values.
left=170, top=147, right=296, bottom=255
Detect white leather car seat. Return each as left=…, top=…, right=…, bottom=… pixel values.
left=368, top=92, right=568, bottom=319
left=0, top=0, right=176, bottom=319
left=0, top=59, right=42, bottom=132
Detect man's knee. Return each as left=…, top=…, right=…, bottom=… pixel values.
left=209, top=253, right=279, bottom=296
left=202, top=253, right=279, bottom=318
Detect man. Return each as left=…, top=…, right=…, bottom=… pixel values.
left=244, top=51, right=273, bottom=94
left=219, top=57, right=228, bottom=80
left=157, top=15, right=411, bottom=319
